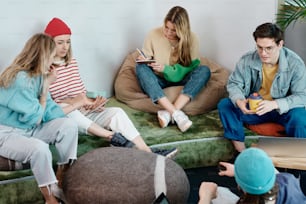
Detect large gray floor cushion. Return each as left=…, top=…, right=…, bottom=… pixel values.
left=63, top=147, right=190, bottom=204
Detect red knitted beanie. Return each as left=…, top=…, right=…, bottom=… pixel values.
left=44, top=17, right=71, bottom=37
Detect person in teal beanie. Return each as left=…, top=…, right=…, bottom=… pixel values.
left=198, top=148, right=306, bottom=204
left=0, top=33, right=78, bottom=204
left=136, top=6, right=211, bottom=132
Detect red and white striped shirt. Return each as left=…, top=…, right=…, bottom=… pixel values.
left=49, top=59, right=86, bottom=102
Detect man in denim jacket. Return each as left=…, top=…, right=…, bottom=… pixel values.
left=218, top=22, right=306, bottom=153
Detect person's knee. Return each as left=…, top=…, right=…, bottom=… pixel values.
left=199, top=65, right=211, bottom=76
left=136, top=64, right=149, bottom=76
left=196, top=66, right=211, bottom=81
left=112, top=107, right=126, bottom=116
left=288, top=109, right=306, bottom=125
left=217, top=98, right=231, bottom=110
left=290, top=108, right=306, bottom=117
left=290, top=116, right=306, bottom=127
left=57, top=118, right=78, bottom=132
left=104, top=107, right=127, bottom=120
left=54, top=118, right=78, bottom=142
left=31, top=140, right=52, bottom=161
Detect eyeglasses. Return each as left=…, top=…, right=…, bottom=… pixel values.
left=256, top=45, right=276, bottom=54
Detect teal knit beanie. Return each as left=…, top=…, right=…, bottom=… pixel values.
left=234, top=148, right=276, bottom=195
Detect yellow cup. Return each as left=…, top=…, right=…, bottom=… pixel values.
left=249, top=98, right=262, bottom=111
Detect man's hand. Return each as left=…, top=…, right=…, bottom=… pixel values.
left=256, top=100, right=278, bottom=116
left=236, top=99, right=255, bottom=114
left=236, top=98, right=278, bottom=116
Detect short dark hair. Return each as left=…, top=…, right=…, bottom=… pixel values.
left=253, top=23, right=284, bottom=45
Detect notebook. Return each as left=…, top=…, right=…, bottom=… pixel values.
left=257, top=136, right=306, bottom=158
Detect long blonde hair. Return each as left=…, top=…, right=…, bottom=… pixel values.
left=64, top=43, right=73, bottom=65
left=0, top=33, right=55, bottom=87
left=164, top=6, right=192, bottom=66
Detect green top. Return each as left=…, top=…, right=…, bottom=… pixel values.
left=163, top=59, right=201, bottom=82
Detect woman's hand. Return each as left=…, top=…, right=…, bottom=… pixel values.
left=41, top=66, right=58, bottom=97
left=75, top=94, right=94, bottom=109
left=88, top=96, right=108, bottom=112
left=150, top=63, right=165, bottom=73
left=46, top=66, right=58, bottom=85
left=198, top=182, right=217, bottom=204
left=136, top=54, right=146, bottom=61
left=60, top=93, right=92, bottom=110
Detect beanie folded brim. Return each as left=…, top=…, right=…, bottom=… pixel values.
left=234, top=148, right=276, bottom=195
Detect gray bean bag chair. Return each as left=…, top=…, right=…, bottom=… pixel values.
left=63, top=147, right=190, bottom=204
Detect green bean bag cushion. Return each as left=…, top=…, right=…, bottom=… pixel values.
left=114, top=51, right=229, bottom=116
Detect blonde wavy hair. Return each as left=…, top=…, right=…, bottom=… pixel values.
left=64, top=43, right=73, bottom=65
left=164, top=6, right=192, bottom=66
left=0, top=33, right=55, bottom=88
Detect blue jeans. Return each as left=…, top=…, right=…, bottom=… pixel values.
left=136, top=63, right=211, bottom=103
left=218, top=98, right=306, bottom=141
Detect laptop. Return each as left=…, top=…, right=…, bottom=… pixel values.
left=257, top=136, right=306, bottom=158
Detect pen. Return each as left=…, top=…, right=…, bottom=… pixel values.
left=136, top=48, right=146, bottom=58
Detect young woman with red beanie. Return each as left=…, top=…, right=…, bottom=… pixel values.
left=44, top=17, right=177, bottom=158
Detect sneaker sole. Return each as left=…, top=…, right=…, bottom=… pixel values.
left=158, top=115, right=169, bottom=128
left=179, top=121, right=193, bottom=132
left=52, top=186, right=67, bottom=204
left=165, top=148, right=179, bottom=159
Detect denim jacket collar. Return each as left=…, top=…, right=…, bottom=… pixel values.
left=251, top=48, right=289, bottom=73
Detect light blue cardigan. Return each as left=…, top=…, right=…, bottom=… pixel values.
left=0, top=71, right=65, bottom=129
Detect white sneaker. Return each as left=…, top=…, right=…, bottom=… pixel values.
left=172, top=110, right=192, bottom=132
left=51, top=184, right=67, bottom=203
left=157, top=110, right=171, bottom=128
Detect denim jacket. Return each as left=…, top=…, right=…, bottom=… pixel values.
left=227, top=47, right=306, bottom=114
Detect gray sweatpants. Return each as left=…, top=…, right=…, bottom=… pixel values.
left=0, top=118, right=78, bottom=187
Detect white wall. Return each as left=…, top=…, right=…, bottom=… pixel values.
left=0, top=0, right=277, bottom=97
